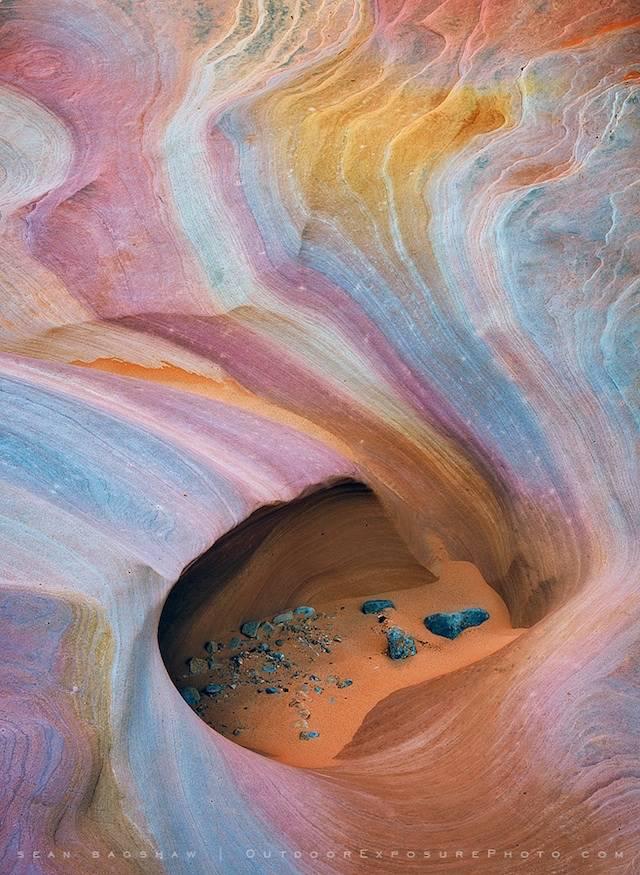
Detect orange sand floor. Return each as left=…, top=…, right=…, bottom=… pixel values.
left=173, top=560, right=524, bottom=768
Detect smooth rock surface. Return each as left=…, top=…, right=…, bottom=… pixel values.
left=0, top=0, right=638, bottom=872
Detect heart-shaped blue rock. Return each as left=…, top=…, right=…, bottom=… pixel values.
left=424, top=608, right=490, bottom=639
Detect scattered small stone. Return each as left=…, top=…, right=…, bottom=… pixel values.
left=273, top=610, right=294, bottom=625
left=179, top=600, right=369, bottom=745
left=240, top=620, right=261, bottom=639
left=362, top=598, right=396, bottom=614
left=299, top=730, right=320, bottom=741
left=204, top=683, right=225, bottom=696
left=188, top=657, right=209, bottom=674
left=180, top=687, right=200, bottom=706
left=294, top=606, right=316, bottom=618
left=386, top=627, right=417, bottom=660
left=424, top=608, right=490, bottom=640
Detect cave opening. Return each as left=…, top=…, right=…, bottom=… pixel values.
left=158, top=479, right=524, bottom=767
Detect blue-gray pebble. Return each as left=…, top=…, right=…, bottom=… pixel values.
left=386, top=627, right=417, bottom=660
left=180, top=687, right=200, bottom=706
left=361, top=599, right=396, bottom=614
left=293, top=606, right=316, bottom=618
left=240, top=620, right=261, bottom=638
left=204, top=683, right=225, bottom=696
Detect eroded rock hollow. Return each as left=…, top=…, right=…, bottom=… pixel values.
left=159, top=481, right=525, bottom=766
left=0, top=0, right=638, bottom=872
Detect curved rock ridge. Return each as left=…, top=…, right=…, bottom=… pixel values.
left=0, top=0, right=638, bottom=872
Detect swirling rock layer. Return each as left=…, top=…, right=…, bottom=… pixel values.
left=0, top=0, right=638, bottom=873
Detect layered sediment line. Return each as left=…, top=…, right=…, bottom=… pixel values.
left=0, top=0, right=638, bottom=872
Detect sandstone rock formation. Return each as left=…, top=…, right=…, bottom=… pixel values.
left=0, top=0, right=638, bottom=872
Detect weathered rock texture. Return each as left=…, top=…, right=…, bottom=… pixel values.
left=0, top=0, right=638, bottom=872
